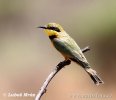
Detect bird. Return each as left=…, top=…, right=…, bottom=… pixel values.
left=38, top=23, right=104, bottom=85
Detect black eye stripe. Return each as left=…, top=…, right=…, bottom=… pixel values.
left=47, top=27, right=61, bottom=32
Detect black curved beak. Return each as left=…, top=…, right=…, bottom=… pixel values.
left=37, top=26, right=47, bottom=29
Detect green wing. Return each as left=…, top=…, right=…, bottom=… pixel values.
left=52, top=36, right=89, bottom=66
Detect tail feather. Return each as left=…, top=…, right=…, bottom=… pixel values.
left=85, top=68, right=104, bottom=85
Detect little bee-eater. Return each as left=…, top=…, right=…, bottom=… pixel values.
left=38, top=23, right=104, bottom=85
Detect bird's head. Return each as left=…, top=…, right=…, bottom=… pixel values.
left=38, top=23, right=64, bottom=37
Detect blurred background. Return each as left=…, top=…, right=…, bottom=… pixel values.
left=0, top=0, right=116, bottom=100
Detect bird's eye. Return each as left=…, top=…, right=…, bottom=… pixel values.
left=48, top=27, right=61, bottom=32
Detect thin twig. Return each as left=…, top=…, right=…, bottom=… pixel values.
left=35, top=46, right=90, bottom=100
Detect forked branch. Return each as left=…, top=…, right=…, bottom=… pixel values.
left=35, top=46, right=90, bottom=100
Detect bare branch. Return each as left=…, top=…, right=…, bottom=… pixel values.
left=35, top=46, right=90, bottom=100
